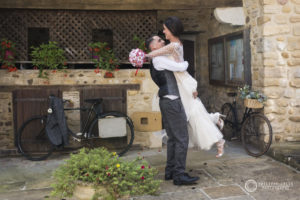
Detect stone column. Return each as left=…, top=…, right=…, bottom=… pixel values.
left=0, top=92, right=14, bottom=149
left=244, top=0, right=300, bottom=142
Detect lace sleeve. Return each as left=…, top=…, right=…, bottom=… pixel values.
left=147, top=43, right=178, bottom=58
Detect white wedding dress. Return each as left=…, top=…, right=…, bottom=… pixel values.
left=149, top=42, right=223, bottom=150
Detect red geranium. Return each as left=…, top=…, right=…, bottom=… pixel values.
left=0, top=39, right=16, bottom=73
left=88, top=42, right=120, bottom=75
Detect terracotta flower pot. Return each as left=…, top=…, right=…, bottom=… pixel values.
left=104, top=71, right=114, bottom=78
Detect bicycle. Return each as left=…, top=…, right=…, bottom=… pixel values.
left=17, top=95, right=135, bottom=161
left=220, top=92, right=272, bottom=157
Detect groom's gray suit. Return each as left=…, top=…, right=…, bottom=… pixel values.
left=150, top=56, right=189, bottom=179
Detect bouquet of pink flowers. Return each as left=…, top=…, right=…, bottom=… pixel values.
left=129, top=48, right=146, bottom=76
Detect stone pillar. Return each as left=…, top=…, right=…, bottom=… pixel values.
left=0, top=92, right=14, bottom=149
left=244, top=0, right=300, bottom=142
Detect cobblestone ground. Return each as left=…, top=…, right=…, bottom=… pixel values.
left=0, top=141, right=299, bottom=200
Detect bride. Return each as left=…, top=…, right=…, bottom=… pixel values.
left=145, top=16, right=225, bottom=157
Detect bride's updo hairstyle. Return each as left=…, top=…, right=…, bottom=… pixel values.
left=164, top=16, right=184, bottom=37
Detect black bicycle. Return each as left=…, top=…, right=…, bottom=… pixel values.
left=17, top=96, right=135, bottom=161
left=221, top=92, right=272, bottom=157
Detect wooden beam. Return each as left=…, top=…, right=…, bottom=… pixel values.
left=0, top=0, right=243, bottom=10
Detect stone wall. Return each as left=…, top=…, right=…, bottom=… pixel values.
left=0, top=69, right=159, bottom=150
left=0, top=92, right=14, bottom=149
left=244, top=0, right=300, bottom=142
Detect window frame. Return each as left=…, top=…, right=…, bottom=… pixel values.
left=208, top=29, right=251, bottom=87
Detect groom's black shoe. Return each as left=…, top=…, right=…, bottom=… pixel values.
left=173, top=174, right=199, bottom=185
left=165, top=172, right=195, bottom=181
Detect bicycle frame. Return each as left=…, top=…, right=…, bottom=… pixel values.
left=230, top=99, right=253, bottom=136
left=64, top=102, right=100, bottom=138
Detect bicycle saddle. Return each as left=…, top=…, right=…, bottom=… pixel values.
left=227, top=92, right=237, bottom=97
left=85, top=98, right=103, bottom=104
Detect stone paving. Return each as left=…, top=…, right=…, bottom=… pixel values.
left=0, top=141, right=299, bottom=200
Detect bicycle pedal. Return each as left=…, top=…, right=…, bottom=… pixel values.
left=76, top=132, right=83, bottom=136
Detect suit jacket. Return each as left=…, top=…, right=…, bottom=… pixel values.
left=46, top=96, right=69, bottom=146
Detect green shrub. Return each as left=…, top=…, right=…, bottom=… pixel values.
left=51, top=148, right=161, bottom=200
left=30, top=41, right=67, bottom=78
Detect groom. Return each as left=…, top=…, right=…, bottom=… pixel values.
left=146, top=35, right=199, bottom=185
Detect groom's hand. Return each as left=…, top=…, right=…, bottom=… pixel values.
left=192, top=91, right=198, bottom=99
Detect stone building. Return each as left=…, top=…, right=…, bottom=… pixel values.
left=0, top=0, right=299, bottom=166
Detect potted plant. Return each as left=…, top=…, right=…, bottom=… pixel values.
left=88, top=42, right=120, bottom=78
left=0, top=38, right=17, bottom=72
left=51, top=148, right=161, bottom=200
left=238, top=85, right=268, bottom=108
left=30, top=41, right=67, bottom=78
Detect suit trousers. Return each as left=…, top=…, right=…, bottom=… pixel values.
left=159, top=97, right=189, bottom=178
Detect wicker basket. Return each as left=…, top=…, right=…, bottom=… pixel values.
left=244, top=99, right=264, bottom=109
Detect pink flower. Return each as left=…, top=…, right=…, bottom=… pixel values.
left=141, top=165, right=145, bottom=169
left=141, top=176, right=145, bottom=180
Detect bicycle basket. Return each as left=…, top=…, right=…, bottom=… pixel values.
left=244, top=99, right=263, bottom=109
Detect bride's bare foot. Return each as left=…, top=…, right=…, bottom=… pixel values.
left=216, top=139, right=225, bottom=158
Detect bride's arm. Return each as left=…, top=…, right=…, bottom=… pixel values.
left=146, top=43, right=177, bottom=58
left=152, top=56, right=188, bottom=72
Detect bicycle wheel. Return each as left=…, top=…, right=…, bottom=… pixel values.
left=17, top=116, right=55, bottom=161
left=88, top=111, right=134, bottom=156
left=221, top=103, right=236, bottom=140
left=241, top=113, right=272, bottom=157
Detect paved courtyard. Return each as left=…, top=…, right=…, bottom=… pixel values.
left=0, top=141, right=299, bottom=200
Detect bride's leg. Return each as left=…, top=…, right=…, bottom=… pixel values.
left=216, top=139, right=225, bottom=158
left=217, top=118, right=224, bottom=130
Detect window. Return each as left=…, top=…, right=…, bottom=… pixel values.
left=28, top=28, right=49, bottom=60
left=208, top=29, right=251, bottom=86
left=92, top=29, right=113, bottom=49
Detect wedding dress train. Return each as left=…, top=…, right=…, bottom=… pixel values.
left=174, top=71, right=224, bottom=150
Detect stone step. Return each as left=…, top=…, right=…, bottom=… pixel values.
left=267, top=142, right=300, bottom=170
